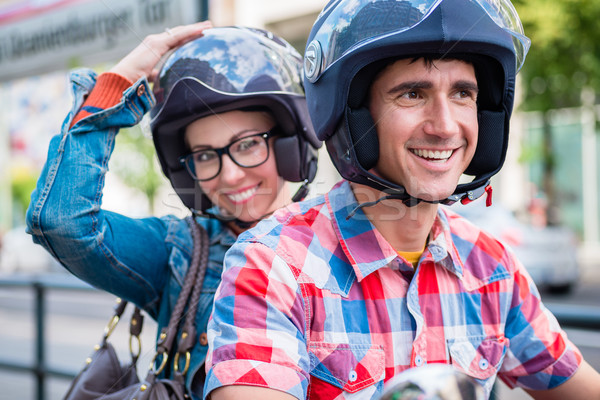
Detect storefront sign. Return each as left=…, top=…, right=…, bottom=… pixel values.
left=0, top=0, right=201, bottom=81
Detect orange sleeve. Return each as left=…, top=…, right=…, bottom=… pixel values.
left=70, top=72, right=133, bottom=128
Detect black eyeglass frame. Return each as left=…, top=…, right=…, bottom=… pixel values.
left=179, top=131, right=275, bottom=181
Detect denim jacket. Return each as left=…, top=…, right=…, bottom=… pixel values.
left=25, top=68, right=236, bottom=398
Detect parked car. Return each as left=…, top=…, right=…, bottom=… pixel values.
left=448, top=200, right=579, bottom=294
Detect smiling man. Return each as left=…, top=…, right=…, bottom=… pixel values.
left=204, top=0, right=600, bottom=399
left=368, top=58, right=479, bottom=202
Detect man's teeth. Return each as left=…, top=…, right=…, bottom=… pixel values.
left=227, top=186, right=258, bottom=203
left=411, top=149, right=453, bottom=162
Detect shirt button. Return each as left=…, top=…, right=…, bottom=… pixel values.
left=479, top=358, right=489, bottom=370
left=415, top=355, right=424, bottom=367
left=348, top=370, right=358, bottom=382
left=199, top=332, right=208, bottom=346
left=137, top=85, right=146, bottom=96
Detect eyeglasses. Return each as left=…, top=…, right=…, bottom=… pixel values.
left=180, top=131, right=274, bottom=181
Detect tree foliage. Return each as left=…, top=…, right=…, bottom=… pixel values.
left=514, top=0, right=600, bottom=111
left=111, top=124, right=165, bottom=215
left=510, top=0, right=600, bottom=225
left=10, top=163, right=38, bottom=223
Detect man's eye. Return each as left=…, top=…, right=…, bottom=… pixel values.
left=456, top=89, right=478, bottom=100
left=401, top=91, right=419, bottom=99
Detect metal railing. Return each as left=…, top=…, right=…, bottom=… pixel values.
left=0, top=273, right=96, bottom=400
left=1, top=273, right=600, bottom=400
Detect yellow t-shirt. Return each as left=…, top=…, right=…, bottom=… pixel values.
left=397, top=248, right=425, bottom=268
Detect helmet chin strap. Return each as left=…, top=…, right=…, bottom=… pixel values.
left=346, top=191, right=431, bottom=220
left=346, top=181, right=492, bottom=220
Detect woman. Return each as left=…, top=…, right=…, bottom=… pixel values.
left=25, top=22, right=320, bottom=398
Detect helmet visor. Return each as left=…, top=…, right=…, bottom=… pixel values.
left=154, top=27, right=305, bottom=103
left=306, top=0, right=530, bottom=80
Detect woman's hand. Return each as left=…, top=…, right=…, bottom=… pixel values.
left=110, top=20, right=213, bottom=83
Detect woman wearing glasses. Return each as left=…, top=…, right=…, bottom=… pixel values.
left=25, top=22, right=320, bottom=399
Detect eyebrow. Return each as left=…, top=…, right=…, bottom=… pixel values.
left=387, top=80, right=479, bottom=95
left=454, top=80, right=479, bottom=93
left=387, top=81, right=431, bottom=95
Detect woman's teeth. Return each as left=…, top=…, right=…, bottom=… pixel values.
left=227, top=186, right=258, bottom=203
left=411, top=149, right=453, bottom=162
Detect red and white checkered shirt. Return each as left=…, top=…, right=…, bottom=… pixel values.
left=205, top=181, right=581, bottom=399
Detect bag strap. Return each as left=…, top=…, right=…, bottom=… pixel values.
left=129, top=306, right=143, bottom=364
left=100, top=298, right=143, bottom=364
left=153, top=216, right=209, bottom=376
left=177, top=216, right=209, bottom=351
left=101, top=297, right=128, bottom=346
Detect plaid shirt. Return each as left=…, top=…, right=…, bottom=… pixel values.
left=205, top=181, right=581, bottom=399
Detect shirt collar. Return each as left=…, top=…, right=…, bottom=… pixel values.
left=424, top=208, right=465, bottom=278
left=328, top=181, right=400, bottom=281
left=328, top=181, right=466, bottom=281
left=201, top=210, right=239, bottom=247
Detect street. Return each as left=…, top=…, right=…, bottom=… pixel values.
left=0, top=272, right=599, bottom=400
left=0, top=282, right=158, bottom=400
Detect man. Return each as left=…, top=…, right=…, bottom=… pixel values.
left=204, top=0, right=600, bottom=399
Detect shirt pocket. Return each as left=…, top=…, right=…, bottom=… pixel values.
left=447, top=336, right=508, bottom=380
left=308, top=342, right=385, bottom=396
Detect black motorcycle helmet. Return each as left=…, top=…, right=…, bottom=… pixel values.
left=303, top=0, right=530, bottom=206
left=151, top=26, right=321, bottom=214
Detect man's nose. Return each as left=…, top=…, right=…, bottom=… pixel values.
left=423, top=97, right=460, bottom=137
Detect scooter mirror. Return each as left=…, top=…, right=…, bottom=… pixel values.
left=379, top=364, right=485, bottom=400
